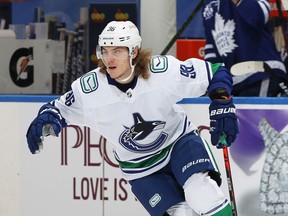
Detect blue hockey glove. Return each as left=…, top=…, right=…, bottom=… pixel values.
left=209, top=97, right=238, bottom=148
left=26, top=103, right=67, bottom=154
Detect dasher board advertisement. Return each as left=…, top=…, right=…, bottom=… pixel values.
left=0, top=96, right=287, bottom=216
left=0, top=39, right=64, bottom=94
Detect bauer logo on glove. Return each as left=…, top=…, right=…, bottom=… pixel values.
left=210, top=107, right=236, bottom=116
left=209, top=97, right=239, bottom=149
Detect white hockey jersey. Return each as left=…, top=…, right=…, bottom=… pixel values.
left=54, top=55, right=215, bottom=180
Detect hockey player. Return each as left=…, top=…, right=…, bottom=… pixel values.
left=202, top=0, right=288, bottom=96
left=26, top=21, right=239, bottom=216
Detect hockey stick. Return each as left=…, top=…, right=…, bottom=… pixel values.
left=55, top=28, right=67, bottom=94
left=230, top=61, right=288, bottom=96
left=160, top=0, right=204, bottom=55
left=62, top=30, right=77, bottom=94
left=282, top=0, right=288, bottom=10
left=275, top=0, right=288, bottom=52
left=220, top=135, right=238, bottom=216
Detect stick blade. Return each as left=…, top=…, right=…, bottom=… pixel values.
left=282, top=0, right=288, bottom=10
left=230, top=61, right=265, bottom=76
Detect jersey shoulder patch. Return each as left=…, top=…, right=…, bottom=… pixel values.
left=150, top=55, right=168, bottom=73
left=80, top=71, right=98, bottom=93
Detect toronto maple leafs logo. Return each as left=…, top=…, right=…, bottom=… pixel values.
left=258, top=118, right=288, bottom=214
left=212, top=13, right=238, bottom=57
left=119, top=113, right=168, bottom=153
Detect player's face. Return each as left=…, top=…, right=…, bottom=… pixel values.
left=101, top=46, right=132, bottom=81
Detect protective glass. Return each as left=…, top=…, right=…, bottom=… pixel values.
left=96, top=46, right=129, bottom=59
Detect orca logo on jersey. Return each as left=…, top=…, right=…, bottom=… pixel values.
left=119, top=113, right=168, bottom=153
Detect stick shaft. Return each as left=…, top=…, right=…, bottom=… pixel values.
left=230, top=61, right=288, bottom=96
left=223, top=147, right=238, bottom=216
left=275, top=0, right=288, bottom=52
left=160, top=0, right=204, bottom=55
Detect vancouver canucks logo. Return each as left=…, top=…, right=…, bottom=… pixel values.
left=119, top=113, right=168, bottom=153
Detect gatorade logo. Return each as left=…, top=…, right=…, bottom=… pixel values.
left=9, top=47, right=34, bottom=87
left=198, top=47, right=205, bottom=58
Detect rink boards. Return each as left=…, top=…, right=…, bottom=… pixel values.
left=0, top=96, right=287, bottom=216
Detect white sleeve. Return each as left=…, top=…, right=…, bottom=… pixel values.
left=165, top=55, right=213, bottom=97
left=54, top=79, right=86, bottom=126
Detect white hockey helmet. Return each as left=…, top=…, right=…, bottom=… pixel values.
left=97, top=21, right=142, bottom=59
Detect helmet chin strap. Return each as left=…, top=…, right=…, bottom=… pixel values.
left=116, top=68, right=135, bottom=84
left=113, top=55, right=136, bottom=84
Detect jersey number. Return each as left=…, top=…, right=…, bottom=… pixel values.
left=180, top=64, right=196, bottom=79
